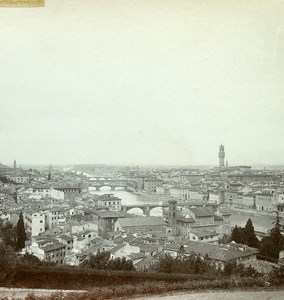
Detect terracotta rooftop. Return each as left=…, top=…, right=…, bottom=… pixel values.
left=118, top=216, right=166, bottom=227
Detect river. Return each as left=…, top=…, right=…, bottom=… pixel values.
left=85, top=172, right=276, bottom=232
left=89, top=187, right=276, bottom=231
left=89, top=186, right=164, bottom=216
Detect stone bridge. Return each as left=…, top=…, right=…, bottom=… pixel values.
left=121, top=204, right=168, bottom=216
left=88, top=178, right=130, bottom=191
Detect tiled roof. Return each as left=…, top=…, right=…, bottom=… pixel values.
left=189, top=207, right=215, bottom=217
left=190, top=229, right=219, bottom=237
left=96, top=210, right=129, bottom=218
left=214, top=215, right=224, bottom=221
left=163, top=241, right=259, bottom=262
left=135, top=256, right=156, bottom=269
left=41, top=242, right=66, bottom=252
left=58, top=234, right=73, bottom=241
left=139, top=243, right=159, bottom=252
left=110, top=243, right=126, bottom=254
left=127, top=252, right=145, bottom=261
left=176, top=216, right=195, bottom=223
left=118, top=217, right=166, bottom=228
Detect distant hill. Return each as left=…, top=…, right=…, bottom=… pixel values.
left=72, top=164, right=104, bottom=172
left=0, top=163, right=11, bottom=169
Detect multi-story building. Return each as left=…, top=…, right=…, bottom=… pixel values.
left=241, top=193, right=256, bottom=209
left=144, top=178, right=163, bottom=192
left=189, top=190, right=205, bottom=202
left=167, top=200, right=231, bottom=240
left=255, top=192, right=278, bottom=212
left=224, top=190, right=238, bottom=206
left=97, top=194, right=121, bottom=211
left=46, top=207, right=64, bottom=229
left=41, top=242, right=67, bottom=264
left=208, top=191, right=220, bottom=204
left=136, top=177, right=162, bottom=193
left=8, top=175, right=30, bottom=184
left=24, top=209, right=45, bottom=237
left=169, top=186, right=190, bottom=200
left=95, top=210, right=129, bottom=237
left=163, top=241, right=258, bottom=270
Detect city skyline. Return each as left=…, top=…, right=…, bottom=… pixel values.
left=1, top=1, right=284, bottom=166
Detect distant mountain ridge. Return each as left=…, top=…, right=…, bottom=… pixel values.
left=0, top=163, right=11, bottom=169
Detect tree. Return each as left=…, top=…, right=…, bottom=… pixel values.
left=218, top=234, right=232, bottom=244
left=155, top=253, right=175, bottom=273
left=80, top=251, right=134, bottom=271
left=0, top=241, right=18, bottom=274
left=0, top=176, right=9, bottom=184
left=243, top=218, right=259, bottom=248
left=231, top=225, right=244, bottom=244
left=0, top=220, right=16, bottom=248
left=16, top=211, right=26, bottom=250
left=260, top=209, right=284, bottom=260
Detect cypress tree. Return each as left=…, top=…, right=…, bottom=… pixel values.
left=260, top=210, right=284, bottom=260
left=244, top=218, right=259, bottom=248
left=231, top=225, right=244, bottom=244
left=16, top=211, right=26, bottom=250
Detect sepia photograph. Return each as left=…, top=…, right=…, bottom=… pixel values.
left=0, top=0, right=284, bottom=299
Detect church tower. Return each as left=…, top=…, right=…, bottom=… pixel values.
left=218, top=144, right=225, bottom=168
left=48, top=164, right=52, bottom=181
left=167, top=199, right=177, bottom=236
left=13, top=159, right=17, bottom=171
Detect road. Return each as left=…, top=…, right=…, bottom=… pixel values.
left=0, top=288, right=86, bottom=299
left=138, top=290, right=284, bottom=300
left=1, top=288, right=284, bottom=300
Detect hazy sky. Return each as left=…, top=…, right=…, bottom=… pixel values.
left=0, top=0, right=284, bottom=167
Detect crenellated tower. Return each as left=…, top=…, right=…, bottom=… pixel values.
left=218, top=144, right=225, bottom=168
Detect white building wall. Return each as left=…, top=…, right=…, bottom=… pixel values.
left=31, top=213, right=45, bottom=236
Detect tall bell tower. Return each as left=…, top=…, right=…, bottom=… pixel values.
left=167, top=199, right=178, bottom=236
left=218, top=144, right=225, bottom=168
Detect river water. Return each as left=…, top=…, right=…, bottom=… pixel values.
left=88, top=187, right=276, bottom=231
left=85, top=172, right=276, bottom=232
left=89, top=186, right=164, bottom=216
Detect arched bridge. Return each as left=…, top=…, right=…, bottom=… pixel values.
left=88, top=179, right=130, bottom=191
left=121, top=204, right=168, bottom=216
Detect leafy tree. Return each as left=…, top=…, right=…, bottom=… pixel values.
left=155, top=253, right=216, bottom=275
left=16, top=211, right=26, bottom=251
left=155, top=253, right=175, bottom=273
left=21, top=253, right=41, bottom=265
left=218, top=234, right=232, bottom=244
left=243, top=218, right=259, bottom=248
left=0, top=176, right=9, bottom=184
left=0, top=241, right=18, bottom=274
left=0, top=220, right=16, bottom=248
left=224, top=261, right=259, bottom=277
left=80, top=251, right=134, bottom=271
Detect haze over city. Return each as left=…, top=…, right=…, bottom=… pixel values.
left=1, top=0, right=284, bottom=166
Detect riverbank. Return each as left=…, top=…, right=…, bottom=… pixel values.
left=229, top=207, right=276, bottom=233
